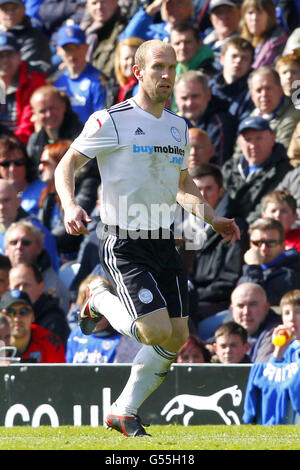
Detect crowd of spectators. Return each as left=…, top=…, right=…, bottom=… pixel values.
left=0, top=0, right=299, bottom=422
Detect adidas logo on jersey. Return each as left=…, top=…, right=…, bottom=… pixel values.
left=135, top=127, right=145, bottom=135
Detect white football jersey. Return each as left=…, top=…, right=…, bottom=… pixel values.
left=71, top=99, right=190, bottom=230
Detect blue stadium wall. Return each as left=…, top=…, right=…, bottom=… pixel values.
left=0, top=363, right=252, bottom=427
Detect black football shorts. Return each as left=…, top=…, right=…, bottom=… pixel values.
left=98, top=224, right=189, bottom=322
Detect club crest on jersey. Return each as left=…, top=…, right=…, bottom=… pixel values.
left=170, top=127, right=181, bottom=142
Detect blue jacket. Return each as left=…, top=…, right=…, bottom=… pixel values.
left=66, top=326, right=121, bottom=364
left=243, top=340, right=300, bottom=424
left=53, top=63, right=107, bottom=124
left=120, top=7, right=171, bottom=42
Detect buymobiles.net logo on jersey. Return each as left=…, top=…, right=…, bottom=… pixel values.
left=132, top=144, right=185, bottom=165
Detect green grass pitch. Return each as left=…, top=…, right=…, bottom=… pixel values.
left=0, top=424, right=299, bottom=450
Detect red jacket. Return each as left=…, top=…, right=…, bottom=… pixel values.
left=15, top=61, right=46, bottom=144
left=21, top=324, right=66, bottom=363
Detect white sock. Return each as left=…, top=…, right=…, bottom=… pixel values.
left=111, top=344, right=176, bottom=416
left=92, top=290, right=139, bottom=340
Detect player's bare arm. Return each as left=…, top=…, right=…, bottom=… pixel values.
left=54, top=147, right=92, bottom=236
left=177, top=169, right=240, bottom=245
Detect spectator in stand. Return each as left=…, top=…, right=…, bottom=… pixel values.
left=38, top=0, right=86, bottom=67
left=174, top=70, right=237, bottom=166
left=80, top=0, right=127, bottom=78
left=0, top=135, right=47, bottom=217
left=175, top=334, right=211, bottom=363
left=210, top=36, right=255, bottom=123
left=275, top=51, right=300, bottom=102
left=232, top=66, right=300, bottom=157
left=203, top=0, right=241, bottom=60
left=53, top=24, right=107, bottom=124
left=120, top=0, right=195, bottom=43
left=238, top=218, right=300, bottom=306
left=170, top=21, right=216, bottom=83
left=187, top=128, right=215, bottom=171
left=0, top=179, right=59, bottom=272
left=223, top=116, right=293, bottom=225
left=0, top=253, right=10, bottom=298
left=38, top=139, right=98, bottom=259
left=261, top=190, right=300, bottom=254
left=4, top=220, right=71, bottom=313
left=0, top=0, right=52, bottom=74
left=239, top=0, right=288, bottom=69
left=270, top=289, right=300, bottom=365
left=9, top=261, right=70, bottom=346
left=0, top=289, right=66, bottom=362
left=224, top=282, right=280, bottom=362
left=27, top=85, right=83, bottom=167
left=211, top=321, right=251, bottom=363
left=188, top=163, right=247, bottom=325
left=107, top=36, right=143, bottom=107
left=0, top=32, right=46, bottom=145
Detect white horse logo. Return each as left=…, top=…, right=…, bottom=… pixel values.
left=161, top=385, right=242, bottom=426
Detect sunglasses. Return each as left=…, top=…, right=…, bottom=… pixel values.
left=0, top=158, right=26, bottom=168
left=251, top=239, right=281, bottom=248
left=8, top=238, right=33, bottom=247
left=4, top=306, right=32, bottom=318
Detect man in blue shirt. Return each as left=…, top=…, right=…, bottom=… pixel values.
left=53, top=24, right=107, bottom=124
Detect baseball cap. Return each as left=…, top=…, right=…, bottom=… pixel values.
left=238, top=116, right=272, bottom=134
left=57, top=25, right=86, bottom=47
left=209, top=0, right=238, bottom=13
left=0, top=33, right=18, bottom=53
left=0, top=289, right=32, bottom=310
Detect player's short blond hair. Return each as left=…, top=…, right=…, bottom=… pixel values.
left=135, top=39, right=175, bottom=70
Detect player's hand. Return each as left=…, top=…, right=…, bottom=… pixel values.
left=210, top=216, right=240, bottom=245
left=63, top=203, right=92, bottom=236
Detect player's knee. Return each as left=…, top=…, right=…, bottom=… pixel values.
left=137, top=323, right=172, bottom=346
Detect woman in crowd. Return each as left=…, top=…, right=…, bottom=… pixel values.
left=0, top=135, right=46, bottom=217
left=104, top=36, right=143, bottom=106
left=176, top=335, right=211, bottom=363
left=240, top=0, right=288, bottom=68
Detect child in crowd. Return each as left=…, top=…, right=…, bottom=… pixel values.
left=271, top=290, right=300, bottom=363
left=243, top=290, right=300, bottom=425
left=261, top=190, right=300, bottom=253
left=275, top=50, right=300, bottom=100
left=212, top=321, right=251, bottom=364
